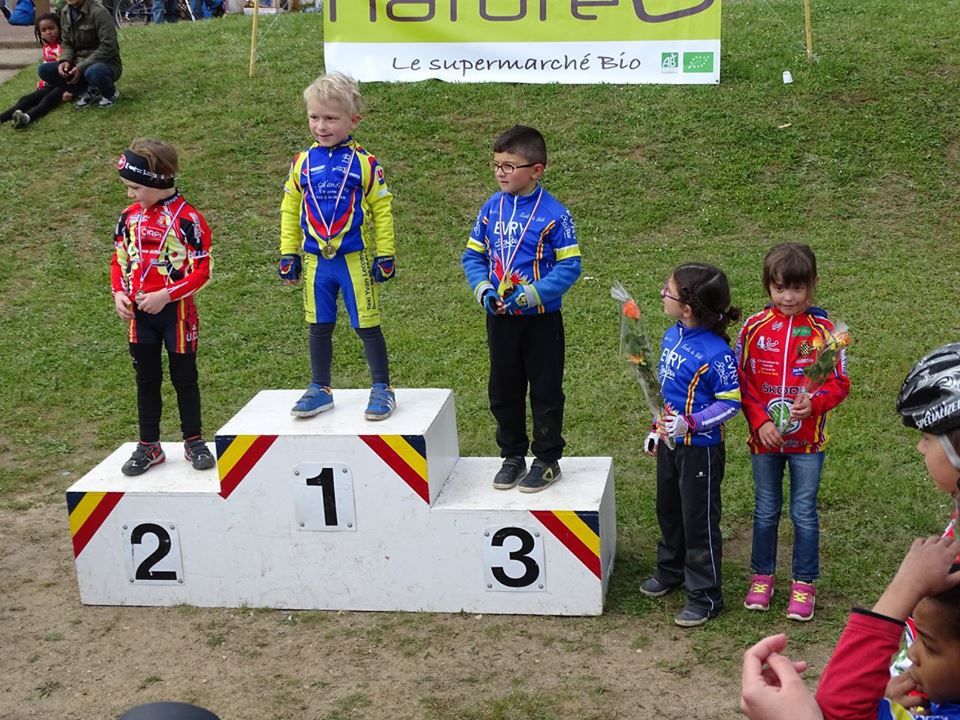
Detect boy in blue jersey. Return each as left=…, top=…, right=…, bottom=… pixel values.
left=462, top=125, right=582, bottom=493
left=279, top=73, right=397, bottom=421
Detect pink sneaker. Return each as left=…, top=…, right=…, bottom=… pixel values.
left=786, top=580, right=816, bottom=621
left=744, top=574, right=775, bottom=611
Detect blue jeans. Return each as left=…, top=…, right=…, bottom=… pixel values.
left=38, top=61, right=117, bottom=98
left=153, top=0, right=178, bottom=22
left=750, top=452, right=824, bottom=582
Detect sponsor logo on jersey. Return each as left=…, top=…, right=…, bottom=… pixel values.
left=757, top=335, right=780, bottom=352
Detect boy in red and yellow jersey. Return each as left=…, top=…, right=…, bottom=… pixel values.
left=111, top=138, right=214, bottom=477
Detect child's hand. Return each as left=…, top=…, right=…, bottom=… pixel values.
left=481, top=289, right=504, bottom=316
left=757, top=421, right=784, bottom=450
left=791, top=393, right=813, bottom=420
left=370, top=255, right=395, bottom=283
left=501, top=285, right=532, bottom=314
left=62, top=91, right=73, bottom=102
left=885, top=673, right=925, bottom=711
left=113, top=291, right=134, bottom=320
left=278, top=254, right=301, bottom=285
left=875, top=536, right=960, bottom=620
left=135, top=289, right=171, bottom=315
left=643, top=425, right=659, bottom=456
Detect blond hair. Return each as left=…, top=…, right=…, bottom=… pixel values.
left=303, top=72, right=363, bottom=116
left=128, top=138, right=179, bottom=177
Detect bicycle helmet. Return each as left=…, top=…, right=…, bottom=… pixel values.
left=897, top=342, right=960, bottom=434
left=119, top=703, right=219, bottom=720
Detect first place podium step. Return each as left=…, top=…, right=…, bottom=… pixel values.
left=68, top=389, right=616, bottom=615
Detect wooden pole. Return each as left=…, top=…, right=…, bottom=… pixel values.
left=803, top=0, right=814, bottom=63
left=248, top=0, right=260, bottom=78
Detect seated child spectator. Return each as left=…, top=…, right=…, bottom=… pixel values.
left=38, top=0, right=122, bottom=109
left=0, top=13, right=71, bottom=129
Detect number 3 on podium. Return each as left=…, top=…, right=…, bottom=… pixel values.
left=483, top=525, right=545, bottom=592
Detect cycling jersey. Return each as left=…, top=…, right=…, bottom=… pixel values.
left=280, top=137, right=394, bottom=260
left=462, top=184, right=581, bottom=315
left=659, top=322, right=741, bottom=446
left=111, top=192, right=212, bottom=302
left=736, top=306, right=850, bottom=454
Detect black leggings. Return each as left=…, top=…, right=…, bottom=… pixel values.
left=130, top=343, right=203, bottom=443
left=0, top=85, right=65, bottom=123
left=308, top=322, right=390, bottom=386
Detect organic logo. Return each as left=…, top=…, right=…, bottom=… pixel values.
left=661, top=52, right=679, bottom=72
left=683, top=52, right=714, bottom=73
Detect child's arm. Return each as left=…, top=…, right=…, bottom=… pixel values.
left=362, top=155, right=395, bottom=259
left=815, top=536, right=960, bottom=720
left=279, top=154, right=305, bottom=283
left=462, top=204, right=501, bottom=313
left=110, top=212, right=135, bottom=319
left=662, top=351, right=740, bottom=437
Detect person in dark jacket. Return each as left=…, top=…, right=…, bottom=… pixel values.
left=37, top=0, right=122, bottom=108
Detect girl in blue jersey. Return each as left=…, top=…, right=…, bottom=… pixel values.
left=639, top=262, right=742, bottom=627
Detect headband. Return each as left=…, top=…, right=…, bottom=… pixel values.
left=117, top=149, right=175, bottom=189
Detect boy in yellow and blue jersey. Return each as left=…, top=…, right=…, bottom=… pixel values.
left=462, top=125, right=582, bottom=493
left=279, top=73, right=397, bottom=420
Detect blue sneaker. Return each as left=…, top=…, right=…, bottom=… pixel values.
left=364, top=383, right=396, bottom=421
left=291, top=384, right=334, bottom=417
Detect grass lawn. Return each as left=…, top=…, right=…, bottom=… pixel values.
left=0, top=0, right=958, bottom=711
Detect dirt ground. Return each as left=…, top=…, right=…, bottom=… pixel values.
left=0, top=494, right=834, bottom=720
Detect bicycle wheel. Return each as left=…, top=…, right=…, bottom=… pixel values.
left=115, top=0, right=152, bottom=27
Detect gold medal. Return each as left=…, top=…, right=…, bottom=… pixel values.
left=498, top=277, right=513, bottom=297
left=321, top=244, right=337, bottom=260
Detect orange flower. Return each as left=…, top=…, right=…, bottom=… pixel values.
left=622, top=298, right=641, bottom=321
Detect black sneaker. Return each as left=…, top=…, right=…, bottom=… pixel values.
left=492, top=456, right=526, bottom=490
left=518, top=459, right=561, bottom=493
left=639, top=576, right=681, bottom=598
left=674, top=603, right=724, bottom=628
left=121, top=442, right=165, bottom=476
left=184, top=438, right=215, bottom=470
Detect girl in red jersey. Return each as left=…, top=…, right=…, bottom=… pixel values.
left=112, top=139, right=215, bottom=476
left=0, top=13, right=72, bottom=128
left=735, top=243, right=850, bottom=621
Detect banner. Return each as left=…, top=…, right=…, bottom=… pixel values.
left=324, top=1, right=722, bottom=84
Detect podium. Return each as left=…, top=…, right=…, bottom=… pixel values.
left=67, top=389, right=616, bottom=615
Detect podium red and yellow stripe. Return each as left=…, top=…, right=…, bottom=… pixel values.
left=530, top=509, right=602, bottom=579
left=216, top=434, right=278, bottom=499
left=360, top=434, right=429, bottom=503
left=67, top=491, right=124, bottom=558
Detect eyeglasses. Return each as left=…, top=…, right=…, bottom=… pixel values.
left=490, top=161, right=537, bottom=175
left=661, top=282, right=682, bottom=302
